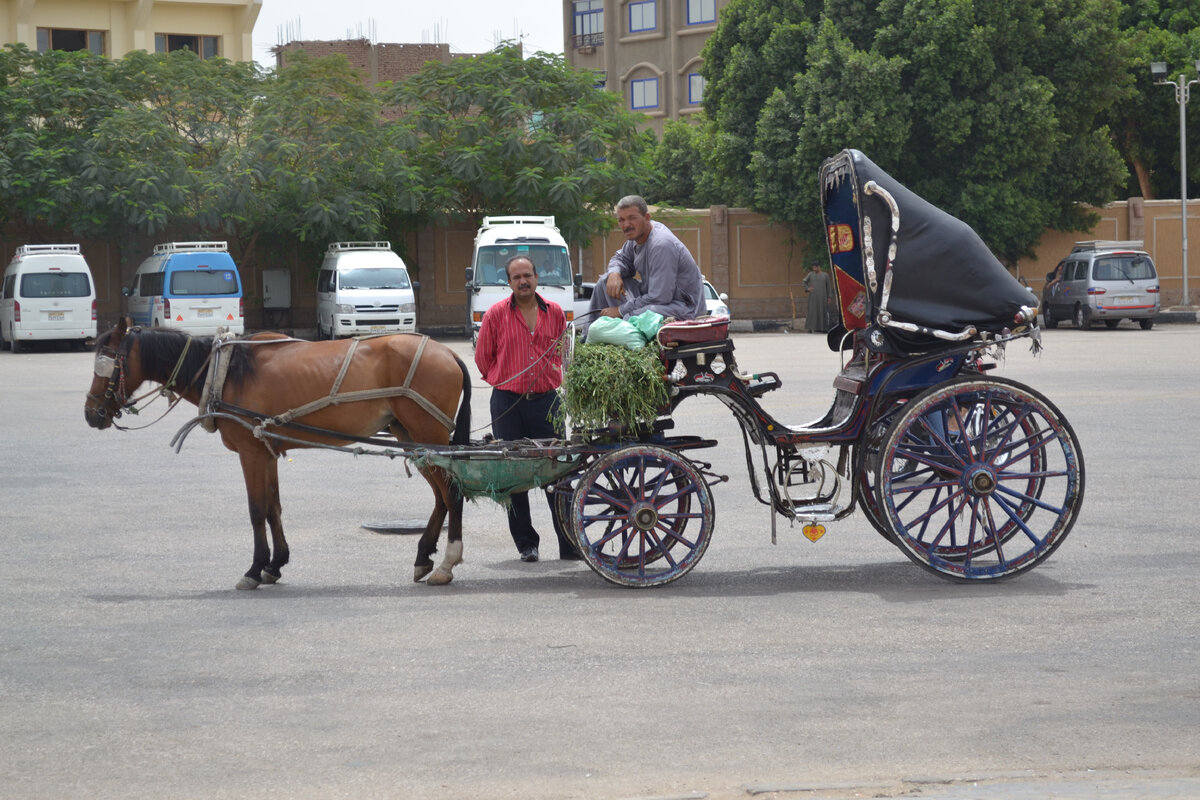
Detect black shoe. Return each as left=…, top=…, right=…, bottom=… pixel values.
left=520, top=547, right=539, bottom=563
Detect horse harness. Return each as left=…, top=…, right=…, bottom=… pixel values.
left=202, top=334, right=457, bottom=449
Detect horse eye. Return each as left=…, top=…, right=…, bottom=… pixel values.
left=94, top=355, right=115, bottom=378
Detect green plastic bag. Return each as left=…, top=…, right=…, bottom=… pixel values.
left=628, top=310, right=665, bottom=340
left=586, top=316, right=646, bottom=349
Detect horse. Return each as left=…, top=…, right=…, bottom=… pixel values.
left=83, top=318, right=472, bottom=589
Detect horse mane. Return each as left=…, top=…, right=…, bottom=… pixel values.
left=131, top=327, right=255, bottom=390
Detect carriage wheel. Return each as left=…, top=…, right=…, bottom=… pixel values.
left=876, top=377, right=1084, bottom=581
left=856, top=398, right=911, bottom=542
left=570, top=445, right=714, bottom=587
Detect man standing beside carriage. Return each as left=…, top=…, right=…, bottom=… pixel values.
left=474, top=254, right=580, bottom=563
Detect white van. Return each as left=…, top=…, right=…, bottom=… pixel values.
left=465, top=216, right=575, bottom=344
left=125, top=241, right=244, bottom=336
left=1, top=244, right=97, bottom=352
left=315, top=241, right=417, bottom=339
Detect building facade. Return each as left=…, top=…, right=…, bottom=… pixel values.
left=271, top=39, right=467, bottom=84
left=1, top=0, right=260, bottom=62
left=563, top=0, right=730, bottom=134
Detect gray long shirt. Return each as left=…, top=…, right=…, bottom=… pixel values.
left=606, top=221, right=706, bottom=320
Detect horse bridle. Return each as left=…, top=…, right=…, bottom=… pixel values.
left=88, top=338, right=132, bottom=423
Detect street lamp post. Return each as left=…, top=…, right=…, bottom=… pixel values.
left=1151, top=60, right=1200, bottom=308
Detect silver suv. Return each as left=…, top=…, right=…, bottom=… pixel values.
left=1042, top=241, right=1160, bottom=330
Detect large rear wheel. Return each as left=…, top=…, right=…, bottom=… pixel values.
left=569, top=445, right=714, bottom=587
left=876, top=377, right=1084, bottom=581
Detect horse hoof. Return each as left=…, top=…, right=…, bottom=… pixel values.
left=260, top=571, right=279, bottom=585
left=236, top=576, right=261, bottom=590
left=413, top=565, right=433, bottom=583
left=427, top=569, right=454, bottom=586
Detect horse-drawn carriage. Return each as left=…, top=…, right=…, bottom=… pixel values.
left=84, top=150, right=1084, bottom=590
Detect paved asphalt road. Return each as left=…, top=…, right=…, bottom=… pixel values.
left=1, top=323, right=1197, bottom=799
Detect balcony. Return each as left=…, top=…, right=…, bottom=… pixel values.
left=573, top=32, right=604, bottom=49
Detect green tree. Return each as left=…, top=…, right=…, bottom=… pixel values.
left=384, top=44, right=652, bottom=245
left=1108, top=1, right=1200, bottom=199
left=701, top=0, right=1131, bottom=263
left=645, top=118, right=722, bottom=207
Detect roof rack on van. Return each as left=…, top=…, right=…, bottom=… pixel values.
left=1071, top=240, right=1144, bottom=252
left=480, top=216, right=557, bottom=230
left=153, top=241, right=228, bottom=254
left=13, top=244, right=81, bottom=259
left=327, top=241, right=391, bottom=252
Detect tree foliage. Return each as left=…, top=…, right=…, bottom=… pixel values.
left=1108, top=1, right=1200, bottom=199
left=383, top=44, right=653, bottom=245
left=701, top=0, right=1133, bottom=263
left=0, top=43, right=651, bottom=269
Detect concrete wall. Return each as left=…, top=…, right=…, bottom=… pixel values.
left=7, top=197, right=1199, bottom=336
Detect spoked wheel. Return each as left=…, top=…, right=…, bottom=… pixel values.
left=570, top=444, right=714, bottom=587
left=876, top=377, right=1084, bottom=581
left=856, top=397, right=913, bottom=541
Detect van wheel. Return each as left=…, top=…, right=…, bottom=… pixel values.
left=11, top=335, right=23, bottom=354
left=1043, top=305, right=1058, bottom=329
left=1104, top=320, right=1120, bottom=329
left=1073, top=305, right=1091, bottom=329
left=1139, top=318, right=1155, bottom=330
left=0, top=327, right=9, bottom=351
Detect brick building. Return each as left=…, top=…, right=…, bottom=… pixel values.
left=271, top=39, right=481, bottom=85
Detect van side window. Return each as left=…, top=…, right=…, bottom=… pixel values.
left=317, top=269, right=333, bottom=293
left=140, top=273, right=164, bottom=296
left=2, top=275, right=14, bottom=299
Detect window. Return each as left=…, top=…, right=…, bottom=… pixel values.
left=573, top=0, right=604, bottom=47
left=155, top=34, right=220, bottom=60
left=631, top=77, right=659, bottom=110
left=688, top=73, right=705, bottom=104
left=20, top=273, right=91, bottom=298
left=629, top=0, right=656, bottom=33
left=170, top=270, right=239, bottom=296
left=687, top=0, right=716, bottom=25
left=37, top=28, right=106, bottom=55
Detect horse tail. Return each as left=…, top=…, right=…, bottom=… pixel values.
left=452, top=355, right=472, bottom=446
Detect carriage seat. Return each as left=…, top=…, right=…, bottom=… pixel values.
left=657, top=315, right=730, bottom=348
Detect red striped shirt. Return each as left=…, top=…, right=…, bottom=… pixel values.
left=474, top=294, right=566, bottom=393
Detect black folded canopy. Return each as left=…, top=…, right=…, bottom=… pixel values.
left=820, top=149, right=1035, bottom=346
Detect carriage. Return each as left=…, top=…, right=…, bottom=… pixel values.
left=84, top=150, right=1084, bottom=590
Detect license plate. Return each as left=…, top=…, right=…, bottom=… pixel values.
left=48, top=311, right=64, bottom=321
left=197, top=308, right=213, bottom=318
left=1114, top=296, right=1137, bottom=306
left=369, top=325, right=387, bottom=333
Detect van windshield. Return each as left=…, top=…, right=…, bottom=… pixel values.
left=20, top=272, right=91, bottom=298
left=1093, top=255, right=1156, bottom=282
left=338, top=267, right=411, bottom=290
left=473, top=244, right=572, bottom=286
left=169, top=270, right=239, bottom=296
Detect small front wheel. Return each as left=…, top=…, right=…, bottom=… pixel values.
left=570, top=445, right=714, bottom=587
left=876, top=377, right=1084, bottom=581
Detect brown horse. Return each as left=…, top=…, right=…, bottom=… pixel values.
left=83, top=319, right=472, bottom=589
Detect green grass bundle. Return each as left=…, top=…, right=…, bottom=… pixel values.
left=559, top=341, right=670, bottom=432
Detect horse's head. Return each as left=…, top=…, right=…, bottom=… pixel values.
left=84, top=318, right=148, bottom=430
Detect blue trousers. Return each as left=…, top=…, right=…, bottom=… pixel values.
left=489, top=389, right=573, bottom=556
